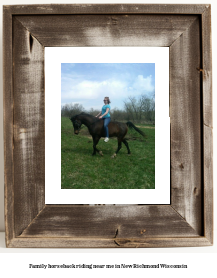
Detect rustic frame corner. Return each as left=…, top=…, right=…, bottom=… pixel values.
left=4, top=4, right=213, bottom=248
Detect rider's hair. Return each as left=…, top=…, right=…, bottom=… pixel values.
left=104, top=97, right=111, bottom=104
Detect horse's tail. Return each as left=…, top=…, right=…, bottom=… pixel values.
left=126, top=121, right=146, bottom=137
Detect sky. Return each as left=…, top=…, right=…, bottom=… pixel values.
left=61, top=63, right=155, bottom=111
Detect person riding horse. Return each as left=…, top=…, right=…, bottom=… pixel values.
left=70, top=111, right=146, bottom=158
left=95, top=96, right=111, bottom=143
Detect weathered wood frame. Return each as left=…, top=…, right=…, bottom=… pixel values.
left=3, top=4, right=212, bottom=248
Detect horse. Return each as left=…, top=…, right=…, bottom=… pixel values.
left=70, top=112, right=146, bottom=158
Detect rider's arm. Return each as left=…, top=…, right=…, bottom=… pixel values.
left=99, top=108, right=109, bottom=118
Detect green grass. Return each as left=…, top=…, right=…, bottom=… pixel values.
left=61, top=117, right=155, bottom=189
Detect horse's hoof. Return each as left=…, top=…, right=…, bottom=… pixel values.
left=111, top=153, right=116, bottom=159
left=99, top=151, right=103, bottom=156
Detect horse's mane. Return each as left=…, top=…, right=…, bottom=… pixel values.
left=80, top=112, right=95, bottom=118
left=70, top=112, right=96, bottom=122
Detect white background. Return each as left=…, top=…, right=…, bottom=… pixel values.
left=0, top=0, right=216, bottom=277
left=45, top=47, right=170, bottom=204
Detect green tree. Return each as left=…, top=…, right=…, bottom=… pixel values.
left=61, top=103, right=85, bottom=117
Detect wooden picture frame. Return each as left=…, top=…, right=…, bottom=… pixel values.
left=3, top=4, right=213, bottom=248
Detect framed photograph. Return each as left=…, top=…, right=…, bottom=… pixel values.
left=4, top=4, right=213, bottom=247
left=45, top=47, right=170, bottom=204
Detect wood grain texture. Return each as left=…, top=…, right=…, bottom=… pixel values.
left=3, top=7, right=14, bottom=247
left=12, top=17, right=45, bottom=237
left=7, top=237, right=212, bottom=248
left=20, top=205, right=198, bottom=238
left=203, top=126, right=213, bottom=243
left=202, top=6, right=212, bottom=129
left=3, top=4, right=213, bottom=248
left=4, top=4, right=207, bottom=15
left=201, top=5, right=213, bottom=244
left=170, top=17, right=202, bottom=235
left=16, top=15, right=197, bottom=47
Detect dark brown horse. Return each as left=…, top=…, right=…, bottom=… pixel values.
left=70, top=113, right=145, bottom=158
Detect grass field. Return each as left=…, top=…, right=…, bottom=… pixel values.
left=61, top=117, right=155, bottom=189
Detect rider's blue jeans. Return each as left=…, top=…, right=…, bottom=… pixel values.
left=103, top=117, right=111, bottom=137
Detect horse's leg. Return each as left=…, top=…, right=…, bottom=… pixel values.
left=111, top=137, right=122, bottom=158
left=92, top=136, right=103, bottom=156
left=122, top=138, right=131, bottom=155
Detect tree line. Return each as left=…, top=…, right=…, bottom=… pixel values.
left=61, top=95, right=155, bottom=124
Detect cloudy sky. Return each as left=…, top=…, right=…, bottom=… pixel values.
left=61, top=63, right=155, bottom=111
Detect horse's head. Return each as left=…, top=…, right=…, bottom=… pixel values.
left=70, top=115, right=82, bottom=135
